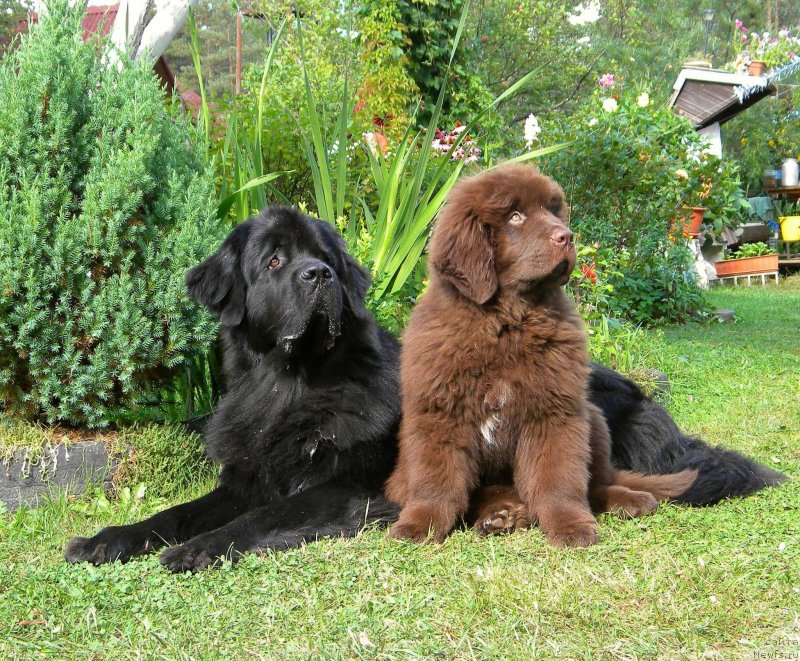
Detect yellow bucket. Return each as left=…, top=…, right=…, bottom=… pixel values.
left=780, top=216, right=800, bottom=242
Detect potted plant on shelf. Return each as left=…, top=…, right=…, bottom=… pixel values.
left=714, top=242, right=779, bottom=277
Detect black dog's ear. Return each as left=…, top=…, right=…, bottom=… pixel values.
left=342, top=253, right=372, bottom=309
left=186, top=221, right=252, bottom=326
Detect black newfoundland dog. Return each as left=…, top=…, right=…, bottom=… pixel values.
left=64, top=207, right=784, bottom=572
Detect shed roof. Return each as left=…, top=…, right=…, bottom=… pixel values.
left=668, top=68, right=776, bottom=128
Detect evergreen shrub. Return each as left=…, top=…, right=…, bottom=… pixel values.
left=0, top=3, right=224, bottom=426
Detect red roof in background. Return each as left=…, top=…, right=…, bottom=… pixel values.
left=18, top=4, right=120, bottom=41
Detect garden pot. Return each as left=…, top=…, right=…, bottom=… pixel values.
left=714, top=254, right=779, bottom=277
left=747, top=60, right=767, bottom=76
left=779, top=216, right=800, bottom=242
left=674, top=207, right=706, bottom=236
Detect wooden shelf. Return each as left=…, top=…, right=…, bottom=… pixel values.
left=766, top=186, right=800, bottom=201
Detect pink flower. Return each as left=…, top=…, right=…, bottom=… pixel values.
left=735, top=19, right=742, bottom=29
left=598, top=72, right=615, bottom=88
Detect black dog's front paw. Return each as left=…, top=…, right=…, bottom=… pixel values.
left=64, top=526, right=160, bottom=565
left=159, top=541, right=225, bottom=573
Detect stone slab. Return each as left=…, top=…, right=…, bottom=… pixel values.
left=0, top=441, right=114, bottom=511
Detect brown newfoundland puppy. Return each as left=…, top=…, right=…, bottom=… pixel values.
left=386, top=164, right=697, bottom=547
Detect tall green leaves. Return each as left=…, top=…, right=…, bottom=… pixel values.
left=291, top=1, right=567, bottom=295
left=186, top=12, right=289, bottom=225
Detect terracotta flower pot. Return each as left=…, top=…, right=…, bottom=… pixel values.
left=747, top=60, right=767, bottom=76
left=714, top=254, right=778, bottom=277
left=673, top=207, right=706, bottom=237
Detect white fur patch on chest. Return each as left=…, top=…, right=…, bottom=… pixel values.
left=479, top=381, right=513, bottom=447
left=480, top=413, right=502, bottom=446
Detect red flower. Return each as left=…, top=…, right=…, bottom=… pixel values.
left=580, top=262, right=597, bottom=284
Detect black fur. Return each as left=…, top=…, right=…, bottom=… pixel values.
left=589, top=363, right=787, bottom=505
left=64, top=206, right=785, bottom=572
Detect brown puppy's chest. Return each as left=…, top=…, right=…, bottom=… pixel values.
left=470, top=315, right=589, bottom=465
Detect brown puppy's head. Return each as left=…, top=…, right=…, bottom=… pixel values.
left=428, top=163, right=574, bottom=304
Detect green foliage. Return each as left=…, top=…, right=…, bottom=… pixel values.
left=467, top=1, right=588, bottom=125
left=722, top=89, right=800, bottom=195
left=232, top=1, right=361, bottom=204
left=0, top=2, right=223, bottom=427
left=544, top=88, right=711, bottom=324
left=356, top=0, right=419, bottom=139
left=163, top=2, right=267, bottom=100
left=585, top=314, right=666, bottom=383
left=396, top=0, right=499, bottom=133
left=724, top=241, right=777, bottom=259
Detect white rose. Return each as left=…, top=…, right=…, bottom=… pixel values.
left=588, top=118, right=598, bottom=127
left=602, top=97, right=618, bottom=112
left=524, top=113, right=541, bottom=148
left=637, top=92, right=650, bottom=107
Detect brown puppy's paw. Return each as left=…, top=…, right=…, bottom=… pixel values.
left=611, top=489, right=659, bottom=519
left=387, top=521, right=435, bottom=543
left=546, top=521, right=600, bottom=548
left=475, top=505, right=531, bottom=536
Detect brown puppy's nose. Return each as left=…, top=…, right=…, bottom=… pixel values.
left=550, top=228, right=573, bottom=247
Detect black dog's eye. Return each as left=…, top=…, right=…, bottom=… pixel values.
left=268, top=256, right=281, bottom=269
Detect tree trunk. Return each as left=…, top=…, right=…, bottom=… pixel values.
left=135, top=0, right=200, bottom=62
left=109, top=0, right=199, bottom=63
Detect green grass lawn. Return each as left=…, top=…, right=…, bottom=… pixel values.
left=1, top=283, right=798, bottom=660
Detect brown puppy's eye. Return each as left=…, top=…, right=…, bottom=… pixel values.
left=268, top=256, right=281, bottom=269
left=549, top=199, right=562, bottom=214
left=509, top=211, right=526, bottom=226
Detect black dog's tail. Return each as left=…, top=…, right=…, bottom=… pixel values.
left=590, top=364, right=787, bottom=506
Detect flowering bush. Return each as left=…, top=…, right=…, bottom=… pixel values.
left=541, top=82, right=715, bottom=324
left=733, top=21, right=800, bottom=70
left=431, top=124, right=482, bottom=163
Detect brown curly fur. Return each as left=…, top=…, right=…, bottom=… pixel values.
left=385, top=164, right=696, bottom=547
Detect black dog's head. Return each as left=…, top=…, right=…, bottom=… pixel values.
left=186, top=206, right=371, bottom=355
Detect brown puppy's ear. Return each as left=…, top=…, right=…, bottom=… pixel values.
left=185, top=220, right=252, bottom=326
left=429, top=203, right=497, bottom=304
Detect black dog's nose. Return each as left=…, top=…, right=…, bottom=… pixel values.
left=550, top=228, right=573, bottom=247
left=300, top=263, right=333, bottom=281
